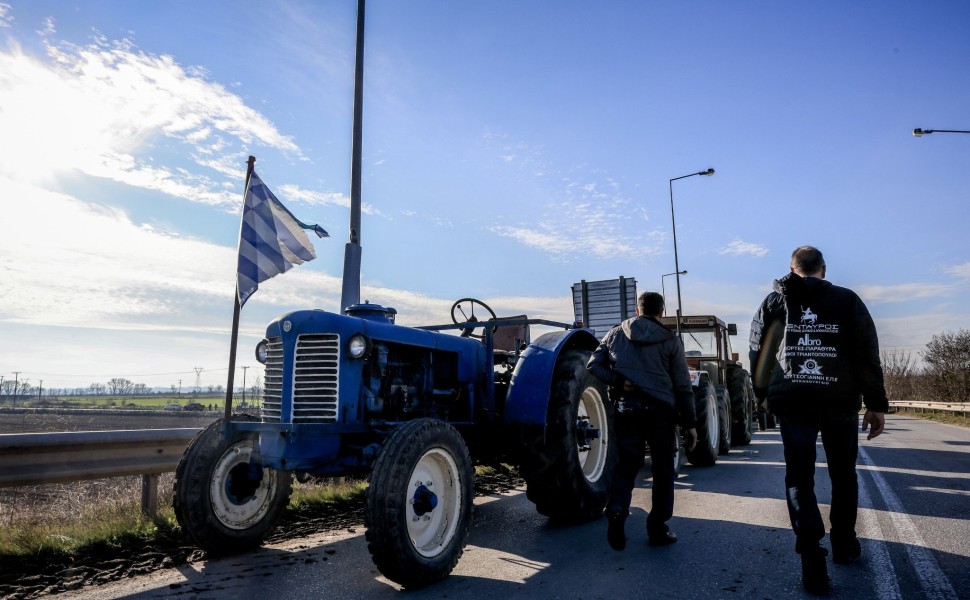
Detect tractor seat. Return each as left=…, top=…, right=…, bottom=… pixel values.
left=491, top=315, right=530, bottom=354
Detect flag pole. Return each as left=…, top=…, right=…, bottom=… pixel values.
left=224, top=155, right=257, bottom=423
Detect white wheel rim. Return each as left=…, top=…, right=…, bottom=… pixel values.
left=406, top=447, right=462, bottom=558
left=577, top=386, right=609, bottom=482
left=209, top=441, right=278, bottom=530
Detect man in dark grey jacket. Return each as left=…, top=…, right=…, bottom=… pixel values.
left=750, top=245, right=887, bottom=594
left=588, top=292, right=697, bottom=551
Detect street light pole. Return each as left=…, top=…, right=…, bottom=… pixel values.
left=669, top=168, right=715, bottom=339
left=913, top=128, right=970, bottom=136
left=661, top=270, right=687, bottom=316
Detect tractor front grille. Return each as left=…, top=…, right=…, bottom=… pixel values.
left=292, top=334, right=340, bottom=422
left=260, top=337, right=284, bottom=421
left=261, top=334, right=340, bottom=423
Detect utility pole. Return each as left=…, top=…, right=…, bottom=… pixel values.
left=241, top=365, right=248, bottom=406
left=38, top=379, right=42, bottom=401
left=178, top=379, right=182, bottom=399
left=12, top=371, right=20, bottom=407
left=193, top=367, right=203, bottom=397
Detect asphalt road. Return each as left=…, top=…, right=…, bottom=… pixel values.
left=59, top=414, right=969, bottom=599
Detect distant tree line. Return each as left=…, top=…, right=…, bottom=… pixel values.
left=883, top=329, right=970, bottom=404
left=1, top=375, right=263, bottom=404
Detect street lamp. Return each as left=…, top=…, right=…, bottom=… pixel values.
left=669, top=168, right=715, bottom=339
left=661, top=271, right=687, bottom=316
left=913, top=128, right=970, bottom=136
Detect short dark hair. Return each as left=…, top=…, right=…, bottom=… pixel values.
left=791, top=245, right=825, bottom=276
left=637, top=291, right=664, bottom=317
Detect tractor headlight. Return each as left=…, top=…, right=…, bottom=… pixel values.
left=255, top=339, right=269, bottom=364
left=347, top=334, right=371, bottom=359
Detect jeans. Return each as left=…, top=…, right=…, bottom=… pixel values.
left=606, top=402, right=677, bottom=537
left=779, top=411, right=860, bottom=552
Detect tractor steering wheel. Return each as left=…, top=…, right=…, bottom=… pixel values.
left=450, top=298, right=497, bottom=339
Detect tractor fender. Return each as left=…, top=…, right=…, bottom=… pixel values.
left=504, top=328, right=600, bottom=426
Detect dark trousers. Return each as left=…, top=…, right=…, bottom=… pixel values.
left=779, top=411, right=860, bottom=552
left=606, top=404, right=677, bottom=537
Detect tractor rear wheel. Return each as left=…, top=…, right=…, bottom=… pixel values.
left=522, top=349, right=616, bottom=522
left=173, top=416, right=292, bottom=554
left=364, top=418, right=474, bottom=589
left=687, top=380, right=718, bottom=466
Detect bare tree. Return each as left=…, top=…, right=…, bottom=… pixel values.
left=107, top=378, right=134, bottom=396
left=882, top=349, right=919, bottom=402
left=249, top=376, right=263, bottom=404
left=922, top=329, right=970, bottom=403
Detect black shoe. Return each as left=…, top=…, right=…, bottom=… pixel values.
left=801, top=547, right=829, bottom=594
left=648, top=531, right=678, bottom=547
left=606, top=512, right=627, bottom=551
left=832, top=536, right=861, bottom=565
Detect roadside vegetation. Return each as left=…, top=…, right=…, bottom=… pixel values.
left=883, top=329, right=970, bottom=405
left=0, top=475, right=366, bottom=558
left=892, top=409, right=969, bottom=428
left=0, top=465, right=513, bottom=559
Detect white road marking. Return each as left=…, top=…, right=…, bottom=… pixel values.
left=859, top=446, right=958, bottom=600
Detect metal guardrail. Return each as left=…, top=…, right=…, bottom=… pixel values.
left=0, top=428, right=200, bottom=516
left=0, top=402, right=964, bottom=518
left=888, top=400, right=969, bottom=417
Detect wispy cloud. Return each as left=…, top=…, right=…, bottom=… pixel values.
left=0, top=178, right=233, bottom=328
left=718, top=239, right=769, bottom=257
left=0, top=3, right=12, bottom=28
left=0, top=33, right=298, bottom=202
left=277, top=184, right=383, bottom=217
left=946, top=261, right=970, bottom=281
left=855, top=283, right=953, bottom=304
left=488, top=174, right=663, bottom=260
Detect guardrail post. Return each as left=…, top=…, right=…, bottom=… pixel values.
left=141, top=473, right=159, bottom=517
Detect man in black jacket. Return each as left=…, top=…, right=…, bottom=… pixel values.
left=749, top=246, right=887, bottom=594
left=588, top=291, right=697, bottom=551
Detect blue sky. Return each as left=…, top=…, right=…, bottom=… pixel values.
left=1, top=1, right=968, bottom=394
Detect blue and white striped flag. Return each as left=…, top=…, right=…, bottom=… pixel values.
left=237, top=171, right=329, bottom=307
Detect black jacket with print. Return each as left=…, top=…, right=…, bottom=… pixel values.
left=749, top=272, right=888, bottom=415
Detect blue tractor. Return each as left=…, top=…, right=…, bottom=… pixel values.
left=173, top=298, right=616, bottom=587
left=173, top=5, right=616, bottom=585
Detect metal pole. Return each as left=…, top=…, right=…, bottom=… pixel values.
left=669, top=179, right=684, bottom=339
left=241, top=365, right=248, bottom=406
left=913, top=128, right=970, bottom=136
left=340, top=0, right=366, bottom=312
left=661, top=271, right=685, bottom=316
left=668, top=169, right=714, bottom=339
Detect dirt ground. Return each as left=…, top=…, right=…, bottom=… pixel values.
left=0, top=410, right=524, bottom=600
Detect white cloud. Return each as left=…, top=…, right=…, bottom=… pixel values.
left=946, top=261, right=970, bottom=281
left=277, top=184, right=383, bottom=217
left=0, top=3, right=12, bottom=28
left=855, top=283, right=954, bottom=305
left=489, top=197, right=663, bottom=261
left=0, top=36, right=298, bottom=201
left=718, top=239, right=769, bottom=257
left=0, top=177, right=233, bottom=329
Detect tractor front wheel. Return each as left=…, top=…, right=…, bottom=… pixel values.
left=365, top=418, right=474, bottom=589
left=173, top=416, right=292, bottom=554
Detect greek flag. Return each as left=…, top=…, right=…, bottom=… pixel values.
left=237, top=171, right=329, bottom=307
